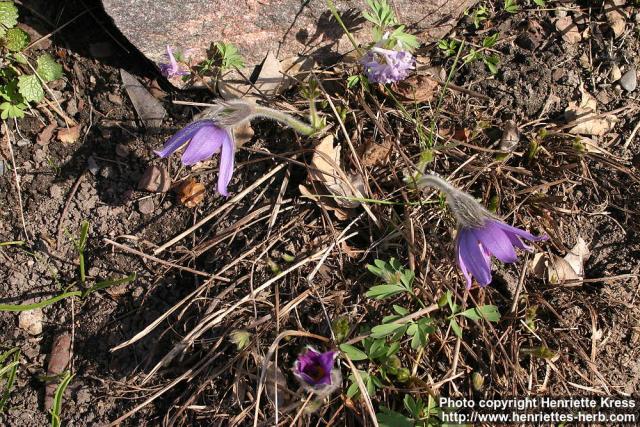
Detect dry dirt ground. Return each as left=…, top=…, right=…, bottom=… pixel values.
left=1, top=1, right=640, bottom=426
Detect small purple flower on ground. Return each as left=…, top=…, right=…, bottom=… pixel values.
left=158, top=45, right=189, bottom=78
left=155, top=120, right=234, bottom=196
left=293, top=348, right=340, bottom=395
left=456, top=219, right=548, bottom=288
left=361, top=47, right=414, bottom=84
left=419, top=174, right=547, bottom=288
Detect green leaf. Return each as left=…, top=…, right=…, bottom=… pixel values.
left=17, top=74, right=44, bottom=103
left=0, top=349, right=19, bottom=413
left=0, top=1, right=18, bottom=36
left=368, top=339, right=388, bottom=360
left=11, top=52, right=28, bottom=64
left=365, top=284, right=407, bottom=299
left=377, top=408, right=413, bottom=427
left=393, top=305, right=409, bottom=316
left=460, top=305, right=501, bottom=322
left=0, top=101, right=26, bottom=119
left=346, top=75, right=361, bottom=89
left=482, top=33, right=499, bottom=48
left=36, top=53, right=63, bottom=82
left=214, top=42, right=244, bottom=70
left=4, top=27, right=30, bottom=52
left=50, top=371, right=74, bottom=427
left=371, top=322, right=406, bottom=338
left=533, top=0, right=545, bottom=5
left=450, top=318, right=463, bottom=338
left=339, top=343, right=368, bottom=361
left=483, top=54, right=500, bottom=75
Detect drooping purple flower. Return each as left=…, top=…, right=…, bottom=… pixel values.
left=361, top=47, right=415, bottom=84
left=155, top=120, right=234, bottom=196
left=419, top=174, right=548, bottom=288
left=158, top=45, right=190, bottom=78
left=293, top=348, right=340, bottom=394
left=456, top=219, right=548, bottom=288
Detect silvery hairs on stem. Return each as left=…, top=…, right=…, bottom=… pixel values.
left=195, top=99, right=316, bottom=136
left=418, top=174, right=496, bottom=228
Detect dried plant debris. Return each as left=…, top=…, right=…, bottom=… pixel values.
left=604, top=0, right=627, bottom=38
left=300, top=134, right=365, bottom=219
left=176, top=178, right=206, bottom=208
left=57, top=125, right=81, bottom=144
left=565, top=86, right=618, bottom=136
left=44, top=333, right=71, bottom=410
left=393, top=74, right=438, bottom=103
left=531, top=237, right=590, bottom=284
left=120, top=69, right=166, bottom=128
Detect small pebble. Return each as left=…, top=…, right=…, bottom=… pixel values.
left=115, top=144, right=130, bottom=157
left=620, top=67, right=637, bottom=92
left=610, top=64, right=622, bottom=82
left=0, top=160, right=5, bottom=176
left=66, top=98, right=79, bottom=116
left=108, top=93, right=123, bottom=105
left=49, top=184, right=63, bottom=199
left=138, top=165, right=171, bottom=193
left=18, top=309, right=43, bottom=335
left=87, top=156, right=100, bottom=175
left=138, top=198, right=155, bottom=215
left=16, top=138, right=31, bottom=147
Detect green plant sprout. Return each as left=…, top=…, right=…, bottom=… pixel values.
left=439, top=290, right=501, bottom=338
left=533, top=0, right=546, bottom=6
left=0, top=1, right=64, bottom=119
left=461, top=33, right=501, bottom=75
left=437, top=39, right=459, bottom=57
left=377, top=395, right=447, bottom=427
left=0, top=221, right=137, bottom=312
left=195, top=41, right=245, bottom=81
left=504, top=0, right=520, bottom=13
left=0, top=347, right=20, bottom=413
left=465, top=3, right=489, bottom=29
left=362, top=0, right=418, bottom=51
left=50, top=371, right=73, bottom=427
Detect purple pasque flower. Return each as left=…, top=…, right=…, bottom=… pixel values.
left=361, top=46, right=415, bottom=84
left=419, top=174, right=547, bottom=288
left=158, top=45, right=189, bottom=78
left=293, top=348, right=340, bottom=394
left=155, top=120, right=234, bottom=196
left=456, top=219, right=548, bottom=288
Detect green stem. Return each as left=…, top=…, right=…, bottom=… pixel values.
left=254, top=106, right=316, bottom=136
left=326, top=0, right=363, bottom=55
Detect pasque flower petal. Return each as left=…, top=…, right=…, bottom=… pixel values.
left=216, top=131, right=235, bottom=196
left=154, top=120, right=212, bottom=158
left=181, top=126, right=225, bottom=165
left=458, top=228, right=492, bottom=286
left=456, top=234, right=473, bottom=288
left=472, top=221, right=518, bottom=263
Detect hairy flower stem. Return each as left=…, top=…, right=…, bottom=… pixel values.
left=418, top=174, right=494, bottom=228
left=254, top=106, right=316, bottom=136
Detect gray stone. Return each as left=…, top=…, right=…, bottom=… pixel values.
left=138, top=197, right=155, bottom=215
left=620, top=66, right=637, bottom=92
left=102, top=0, right=477, bottom=82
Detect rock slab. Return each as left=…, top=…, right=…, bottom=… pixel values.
left=102, top=0, right=477, bottom=71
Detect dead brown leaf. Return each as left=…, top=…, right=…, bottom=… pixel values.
left=565, top=87, right=617, bottom=136
left=176, top=179, right=205, bottom=208
left=57, top=125, right=81, bottom=144
left=605, top=0, right=627, bottom=38
left=393, top=74, right=438, bottom=103
left=37, top=123, right=57, bottom=145
left=555, top=16, right=581, bottom=44
left=361, top=137, right=392, bottom=167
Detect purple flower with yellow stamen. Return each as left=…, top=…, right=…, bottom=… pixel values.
left=155, top=120, right=234, bottom=196
left=361, top=47, right=415, bottom=84
left=419, top=174, right=548, bottom=288
left=293, top=348, right=341, bottom=395
left=158, top=45, right=189, bottom=78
